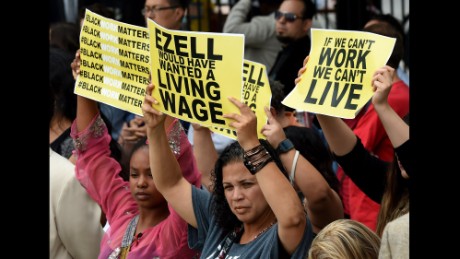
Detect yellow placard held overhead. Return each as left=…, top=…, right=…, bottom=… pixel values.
left=241, top=60, right=271, bottom=139
left=147, top=19, right=245, bottom=132
left=75, top=9, right=150, bottom=116
left=210, top=59, right=272, bottom=140
left=283, top=29, right=396, bottom=119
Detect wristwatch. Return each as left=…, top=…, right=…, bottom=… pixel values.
left=276, top=139, right=294, bottom=154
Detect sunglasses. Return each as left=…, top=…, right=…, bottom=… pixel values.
left=275, top=11, right=303, bottom=22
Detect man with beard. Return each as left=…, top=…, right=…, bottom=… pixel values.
left=269, top=0, right=316, bottom=100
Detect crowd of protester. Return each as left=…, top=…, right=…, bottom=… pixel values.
left=50, top=0, right=410, bottom=258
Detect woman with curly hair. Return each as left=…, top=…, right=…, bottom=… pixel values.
left=143, top=82, right=313, bottom=258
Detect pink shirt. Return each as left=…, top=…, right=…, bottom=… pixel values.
left=71, top=114, right=201, bottom=259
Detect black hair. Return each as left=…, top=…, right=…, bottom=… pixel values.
left=210, top=139, right=287, bottom=232
left=49, top=47, right=77, bottom=124
left=49, top=22, right=80, bottom=54
left=117, top=136, right=149, bottom=181
left=129, top=136, right=149, bottom=161
left=269, top=79, right=287, bottom=115
left=301, top=0, right=317, bottom=20
left=269, top=78, right=296, bottom=113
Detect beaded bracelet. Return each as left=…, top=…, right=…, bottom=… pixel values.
left=243, top=144, right=274, bottom=175
left=244, top=144, right=266, bottom=157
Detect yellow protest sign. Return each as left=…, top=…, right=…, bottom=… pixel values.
left=209, top=60, right=272, bottom=140
left=75, top=9, right=150, bottom=116
left=241, top=60, right=271, bottom=139
left=283, top=29, right=396, bottom=119
left=147, top=19, right=245, bottom=132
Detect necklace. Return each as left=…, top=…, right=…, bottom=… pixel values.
left=253, top=221, right=277, bottom=240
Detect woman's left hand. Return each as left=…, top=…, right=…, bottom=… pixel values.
left=371, top=65, right=394, bottom=107
left=261, top=106, right=287, bottom=150
left=141, top=83, right=166, bottom=132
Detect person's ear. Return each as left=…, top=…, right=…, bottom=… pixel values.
left=302, top=19, right=312, bottom=33
left=269, top=106, right=277, bottom=117
left=175, top=8, right=185, bottom=22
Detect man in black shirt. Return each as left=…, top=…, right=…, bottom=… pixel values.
left=269, top=0, right=317, bottom=107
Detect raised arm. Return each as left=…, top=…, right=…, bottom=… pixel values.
left=262, top=107, right=343, bottom=233
left=315, top=114, right=358, bottom=155
left=372, top=66, right=409, bottom=148
left=71, top=50, right=99, bottom=132
left=222, top=0, right=275, bottom=46
left=70, top=50, right=131, bottom=219
left=225, top=98, right=306, bottom=254
left=295, top=56, right=388, bottom=203
left=143, top=83, right=197, bottom=227
left=191, top=123, right=218, bottom=191
left=315, top=110, right=389, bottom=202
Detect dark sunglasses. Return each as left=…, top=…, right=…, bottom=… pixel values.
left=275, top=10, right=303, bottom=22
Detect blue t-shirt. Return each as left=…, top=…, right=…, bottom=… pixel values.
left=188, top=187, right=315, bottom=258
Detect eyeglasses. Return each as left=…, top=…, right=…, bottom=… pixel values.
left=141, top=5, right=179, bottom=16
left=274, top=11, right=303, bottom=22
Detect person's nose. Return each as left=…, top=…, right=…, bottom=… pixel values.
left=146, top=9, right=156, bottom=19
left=231, top=187, right=243, bottom=201
left=137, top=175, right=148, bottom=188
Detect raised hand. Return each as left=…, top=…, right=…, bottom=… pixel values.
left=141, top=83, right=166, bottom=132
left=261, top=106, right=287, bottom=149
left=371, top=65, right=408, bottom=149
left=223, top=97, right=259, bottom=150
left=371, top=65, right=394, bottom=107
